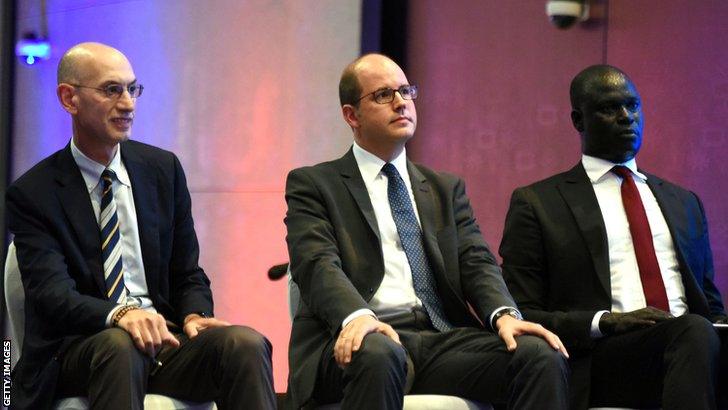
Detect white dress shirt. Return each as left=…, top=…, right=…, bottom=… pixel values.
left=71, top=138, right=156, bottom=325
left=342, top=142, right=513, bottom=330
left=583, top=155, right=687, bottom=337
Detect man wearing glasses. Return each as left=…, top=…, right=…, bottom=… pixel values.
left=6, top=42, right=275, bottom=410
left=284, top=53, right=569, bottom=410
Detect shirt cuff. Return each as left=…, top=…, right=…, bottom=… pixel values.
left=105, top=305, right=125, bottom=327
left=590, top=310, right=610, bottom=338
left=489, top=306, right=522, bottom=331
left=342, top=308, right=377, bottom=329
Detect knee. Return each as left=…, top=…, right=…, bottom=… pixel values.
left=91, top=328, right=146, bottom=367
left=513, top=335, right=569, bottom=378
left=669, top=314, right=719, bottom=357
left=349, top=333, right=407, bottom=377
left=214, top=325, right=272, bottom=360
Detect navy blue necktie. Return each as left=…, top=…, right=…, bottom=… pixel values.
left=381, top=163, right=453, bottom=332
left=100, top=169, right=126, bottom=302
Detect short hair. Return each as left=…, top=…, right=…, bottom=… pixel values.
left=338, top=57, right=365, bottom=107
left=569, top=64, right=631, bottom=109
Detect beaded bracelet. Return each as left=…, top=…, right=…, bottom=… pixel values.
left=112, top=305, right=140, bottom=327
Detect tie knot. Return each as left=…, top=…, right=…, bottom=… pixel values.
left=102, top=168, right=117, bottom=179
left=381, top=163, right=399, bottom=179
left=101, top=169, right=117, bottom=187
left=611, top=165, right=632, bottom=180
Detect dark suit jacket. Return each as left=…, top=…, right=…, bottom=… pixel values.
left=6, top=140, right=213, bottom=410
left=284, top=148, right=515, bottom=408
left=499, top=162, right=727, bottom=409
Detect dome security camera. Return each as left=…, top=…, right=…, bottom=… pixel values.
left=546, top=0, right=589, bottom=29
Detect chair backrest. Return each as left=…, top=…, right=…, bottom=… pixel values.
left=4, top=241, right=25, bottom=370
left=287, top=266, right=300, bottom=320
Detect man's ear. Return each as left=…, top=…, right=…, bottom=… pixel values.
left=57, top=84, right=78, bottom=115
left=342, top=104, right=360, bottom=129
left=571, top=109, right=584, bottom=132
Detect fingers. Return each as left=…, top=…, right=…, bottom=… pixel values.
left=183, top=317, right=232, bottom=339
left=184, top=322, right=199, bottom=338
left=334, top=332, right=355, bottom=368
left=627, top=319, right=657, bottom=330
left=160, top=325, right=180, bottom=348
left=351, top=328, right=366, bottom=353
left=118, top=310, right=174, bottom=356
left=537, top=328, right=569, bottom=359
left=378, top=324, right=401, bottom=345
left=139, top=325, right=156, bottom=357
left=502, top=320, right=570, bottom=358
left=500, top=330, right=518, bottom=352
left=634, top=307, right=673, bottom=321
left=129, top=326, right=145, bottom=352
left=334, top=315, right=390, bottom=368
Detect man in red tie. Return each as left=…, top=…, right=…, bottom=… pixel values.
left=499, top=64, right=727, bottom=410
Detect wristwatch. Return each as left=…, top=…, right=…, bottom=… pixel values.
left=491, top=308, right=523, bottom=329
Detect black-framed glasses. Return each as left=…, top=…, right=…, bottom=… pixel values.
left=356, top=84, right=418, bottom=104
left=69, top=83, right=144, bottom=99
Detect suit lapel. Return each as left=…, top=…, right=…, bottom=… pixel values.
left=408, top=162, right=448, bottom=282
left=557, top=163, right=611, bottom=296
left=54, top=145, right=107, bottom=294
left=646, top=173, right=708, bottom=315
left=338, top=149, right=381, bottom=241
left=121, top=143, right=161, bottom=298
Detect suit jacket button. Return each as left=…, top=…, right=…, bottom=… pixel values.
left=369, top=288, right=374, bottom=293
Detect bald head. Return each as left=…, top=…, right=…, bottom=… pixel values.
left=57, top=42, right=131, bottom=85
left=339, top=53, right=401, bottom=107
left=570, top=64, right=634, bottom=110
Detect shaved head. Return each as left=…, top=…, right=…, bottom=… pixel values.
left=57, top=42, right=130, bottom=85
left=55, top=42, right=137, bottom=165
left=570, top=64, right=632, bottom=110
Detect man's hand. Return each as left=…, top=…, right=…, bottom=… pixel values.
left=496, top=315, right=569, bottom=358
left=599, top=307, right=673, bottom=335
left=334, top=315, right=401, bottom=368
left=117, top=310, right=180, bottom=357
left=183, top=314, right=231, bottom=338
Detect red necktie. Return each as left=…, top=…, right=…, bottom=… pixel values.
left=611, top=166, right=670, bottom=312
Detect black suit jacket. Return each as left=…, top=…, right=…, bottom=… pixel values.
left=6, top=140, right=213, bottom=409
left=284, top=148, right=515, bottom=408
left=499, top=162, right=727, bottom=408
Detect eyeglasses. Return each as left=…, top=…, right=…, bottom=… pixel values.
left=356, top=85, right=418, bottom=104
left=69, top=83, right=144, bottom=99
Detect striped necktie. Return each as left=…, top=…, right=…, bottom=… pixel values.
left=100, top=169, right=126, bottom=303
left=381, top=163, right=453, bottom=332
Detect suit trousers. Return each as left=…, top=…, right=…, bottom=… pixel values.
left=56, top=325, right=276, bottom=410
left=589, top=314, right=720, bottom=410
left=313, top=308, right=569, bottom=410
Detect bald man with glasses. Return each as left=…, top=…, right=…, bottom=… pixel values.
left=284, top=53, right=570, bottom=410
left=6, top=42, right=275, bottom=410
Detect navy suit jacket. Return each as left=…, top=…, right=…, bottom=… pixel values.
left=6, top=140, right=213, bottom=409
left=284, top=148, right=515, bottom=408
left=499, top=162, right=726, bottom=408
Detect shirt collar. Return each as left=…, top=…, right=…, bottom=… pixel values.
left=70, top=138, right=130, bottom=193
left=581, top=154, right=646, bottom=183
left=352, top=141, right=409, bottom=183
